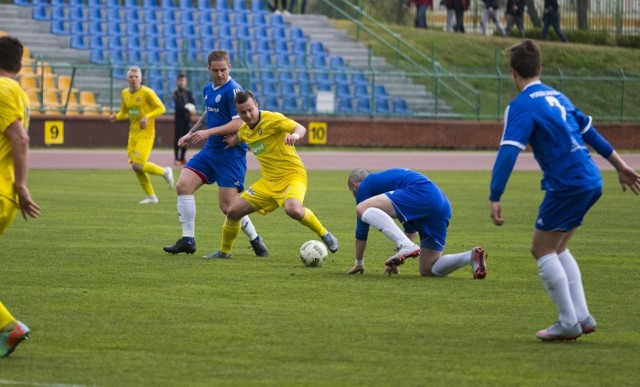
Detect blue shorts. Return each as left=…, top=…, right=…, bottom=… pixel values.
left=386, top=183, right=451, bottom=251
left=184, top=150, right=247, bottom=191
left=536, top=186, right=602, bottom=231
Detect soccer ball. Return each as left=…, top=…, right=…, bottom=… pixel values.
left=299, top=240, right=328, bottom=267
left=184, top=103, right=196, bottom=113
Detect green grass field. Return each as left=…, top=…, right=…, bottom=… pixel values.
left=1, top=169, right=639, bottom=386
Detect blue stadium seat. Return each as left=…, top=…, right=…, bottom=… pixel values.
left=181, top=9, right=196, bottom=25
left=374, top=84, right=389, bottom=98
left=276, top=54, right=292, bottom=69
left=316, top=76, right=332, bottom=92
left=236, top=25, right=252, bottom=42
left=88, top=8, right=104, bottom=23
left=198, top=10, right=213, bottom=24
left=271, top=27, right=287, bottom=42
left=200, top=36, right=215, bottom=53
left=185, top=39, right=199, bottom=61
left=108, top=22, right=123, bottom=36
left=216, top=12, right=231, bottom=28
left=178, top=0, right=192, bottom=8
left=70, top=20, right=84, bottom=35
left=126, top=22, right=142, bottom=36
left=109, top=48, right=126, bottom=65
left=125, top=8, right=141, bottom=22
left=352, top=72, right=368, bottom=87
left=300, top=95, right=316, bottom=113
left=127, top=36, right=142, bottom=50
left=163, top=24, right=178, bottom=37
left=108, top=36, right=124, bottom=50
left=292, top=40, right=307, bottom=57
left=357, top=97, right=371, bottom=113
left=261, top=82, right=278, bottom=97
left=199, top=24, right=215, bottom=38
left=13, top=0, right=31, bottom=6
left=289, top=27, right=306, bottom=43
left=143, top=0, right=158, bottom=7
left=233, top=0, right=247, bottom=13
left=218, top=39, right=235, bottom=60
left=334, top=71, right=349, bottom=87
left=215, top=0, right=229, bottom=11
left=88, top=0, right=103, bottom=7
left=335, top=83, right=351, bottom=99
left=393, top=98, right=410, bottom=114
left=107, top=7, right=121, bottom=22
left=330, top=56, right=346, bottom=70
left=182, top=24, right=197, bottom=38
left=164, top=38, right=179, bottom=52
left=90, top=48, right=108, bottom=64
left=254, top=40, right=270, bottom=55
left=234, top=12, right=249, bottom=27
left=71, top=35, right=89, bottom=50
left=311, top=55, right=328, bottom=69
left=161, top=10, right=177, bottom=24
left=375, top=97, right=390, bottom=114
left=310, top=41, right=326, bottom=56
left=146, top=23, right=161, bottom=37
left=292, top=54, right=307, bottom=69
left=129, top=49, right=143, bottom=63
left=148, top=78, right=164, bottom=93
left=146, top=50, right=161, bottom=64
left=50, top=19, right=68, bottom=36
left=145, top=36, right=161, bottom=52
left=263, top=96, right=280, bottom=111
left=124, top=0, right=140, bottom=8
left=197, top=0, right=210, bottom=10
left=252, top=13, right=267, bottom=27
left=354, top=84, right=369, bottom=99
left=260, top=70, right=277, bottom=84
left=69, top=7, right=84, bottom=22
left=160, top=0, right=175, bottom=8
left=254, top=53, right=271, bottom=68
left=270, top=13, right=284, bottom=27
left=89, top=35, right=104, bottom=50
left=32, top=0, right=48, bottom=21
left=337, top=97, right=354, bottom=114
left=297, top=71, right=311, bottom=89
left=274, top=41, right=289, bottom=55
left=251, top=0, right=267, bottom=12
left=280, top=82, right=296, bottom=96
left=165, top=50, right=180, bottom=64
left=282, top=95, right=298, bottom=112
left=218, top=25, right=233, bottom=39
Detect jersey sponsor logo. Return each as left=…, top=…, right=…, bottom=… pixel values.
left=129, top=107, right=140, bottom=117
left=249, top=141, right=266, bottom=155
left=206, top=106, right=220, bottom=113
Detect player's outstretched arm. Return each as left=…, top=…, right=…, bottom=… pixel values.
left=607, top=151, right=640, bottom=195
left=7, top=120, right=40, bottom=220
left=187, top=118, right=243, bottom=146
left=347, top=239, right=367, bottom=275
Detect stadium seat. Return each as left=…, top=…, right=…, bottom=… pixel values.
left=218, top=25, right=233, bottom=39
left=146, top=50, right=161, bottom=64
left=107, top=7, right=121, bottom=22
left=352, top=72, right=368, bottom=87
left=292, top=54, right=307, bottom=69
left=108, top=22, right=123, bottom=36
left=18, top=72, right=37, bottom=92
left=88, top=7, right=103, bottom=22
left=215, top=0, right=229, bottom=11
left=254, top=53, right=272, bottom=68
left=126, top=22, right=142, bottom=36
left=127, top=36, right=142, bottom=50
left=374, top=97, right=390, bottom=114
left=280, top=81, right=296, bottom=96
left=236, top=25, right=252, bottom=42
left=88, top=0, right=104, bottom=7
left=89, top=22, right=103, bottom=36
left=79, top=91, right=102, bottom=115
left=300, top=95, right=316, bottom=113
left=252, top=13, right=267, bottom=27
left=216, top=12, right=231, bottom=28
left=357, top=96, right=371, bottom=113
left=70, top=21, right=85, bottom=36
left=182, top=24, right=197, bottom=38
left=199, top=24, right=215, bottom=38
left=129, top=49, right=143, bottom=63
left=108, top=36, right=124, bottom=51
left=70, top=34, right=89, bottom=50
left=354, top=84, right=369, bottom=99
left=271, top=27, right=287, bottom=42
left=13, top=0, right=31, bottom=6
left=374, top=84, right=389, bottom=98
left=233, top=0, right=248, bottom=13
left=336, top=97, right=354, bottom=114
left=163, top=24, right=178, bottom=38
left=251, top=0, right=267, bottom=12
left=261, top=82, right=278, bottom=97
left=164, top=38, right=179, bottom=52
left=146, top=23, right=161, bottom=37
left=32, top=1, right=48, bottom=21
left=50, top=5, right=65, bottom=22
left=263, top=96, right=279, bottom=111
left=274, top=41, right=289, bottom=56
left=234, top=12, right=249, bottom=27
left=289, top=27, right=306, bottom=44
left=50, top=20, right=68, bottom=36
left=143, top=0, right=158, bottom=7
left=311, top=55, right=328, bottom=69
left=145, top=36, right=161, bottom=52
left=270, top=13, right=284, bottom=27
left=164, top=50, right=180, bottom=64
left=198, top=10, right=213, bottom=25
left=124, top=0, right=140, bottom=8
left=125, top=8, right=140, bottom=22
left=69, top=7, right=84, bottom=22
left=297, top=71, right=311, bottom=89
left=90, top=48, right=108, bottom=64
left=393, top=98, right=410, bottom=114
left=109, top=48, right=126, bottom=65
left=42, top=90, right=61, bottom=114
left=254, top=39, right=270, bottom=55
left=335, top=83, right=351, bottom=99
left=181, top=9, right=196, bottom=25
left=330, top=56, right=346, bottom=70
left=292, top=40, right=307, bottom=57
left=282, top=95, right=298, bottom=112
left=160, top=0, right=175, bottom=9
left=310, top=41, right=326, bottom=56
left=275, top=54, right=293, bottom=70
left=161, top=10, right=177, bottom=24
left=196, top=0, right=210, bottom=10
left=334, top=71, right=349, bottom=87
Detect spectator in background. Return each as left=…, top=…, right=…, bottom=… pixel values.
left=172, top=73, right=195, bottom=166
left=505, top=0, right=526, bottom=38
left=267, top=0, right=289, bottom=15
left=481, top=0, right=507, bottom=36
left=442, top=0, right=456, bottom=32
left=288, top=0, right=306, bottom=14
left=405, top=0, right=433, bottom=29
left=451, top=0, right=469, bottom=33
left=542, top=0, right=568, bottom=42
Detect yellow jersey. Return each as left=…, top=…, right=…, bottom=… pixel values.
left=115, top=85, right=165, bottom=138
left=0, top=77, right=29, bottom=203
left=238, top=110, right=306, bottom=181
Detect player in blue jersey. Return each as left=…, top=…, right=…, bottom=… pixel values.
left=163, top=50, right=268, bottom=257
left=347, top=168, right=487, bottom=278
left=489, top=40, right=640, bottom=341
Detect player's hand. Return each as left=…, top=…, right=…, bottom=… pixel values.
left=108, top=114, right=116, bottom=123
left=284, top=133, right=300, bottom=146
left=347, top=265, right=364, bottom=275
left=15, top=185, right=40, bottom=220
left=384, top=265, right=399, bottom=276
left=223, top=133, right=238, bottom=149
left=617, top=166, right=640, bottom=195
left=189, top=130, right=208, bottom=145
left=139, top=116, right=148, bottom=129
left=177, top=134, right=190, bottom=148
left=490, top=201, right=504, bottom=226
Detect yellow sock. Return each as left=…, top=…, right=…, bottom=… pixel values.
left=143, top=162, right=164, bottom=176
left=135, top=171, right=154, bottom=196
left=221, top=218, right=241, bottom=253
left=299, top=208, right=327, bottom=237
left=0, top=301, right=16, bottom=332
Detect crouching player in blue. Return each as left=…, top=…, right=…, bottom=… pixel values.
left=347, top=168, right=487, bottom=278
left=489, top=40, right=640, bottom=341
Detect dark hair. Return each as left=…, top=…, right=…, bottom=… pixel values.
left=207, top=50, right=230, bottom=67
left=234, top=90, right=256, bottom=106
left=0, top=35, right=24, bottom=73
left=177, top=72, right=186, bottom=79
left=509, top=39, right=541, bottom=79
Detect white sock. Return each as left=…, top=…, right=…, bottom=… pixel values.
left=431, top=250, right=472, bottom=277
left=361, top=208, right=414, bottom=248
left=537, top=253, right=578, bottom=328
left=558, top=249, right=590, bottom=322
left=241, top=215, right=258, bottom=240
left=177, top=195, right=196, bottom=238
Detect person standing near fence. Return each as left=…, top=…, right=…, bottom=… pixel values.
left=481, top=0, right=507, bottom=36
left=172, top=72, right=195, bottom=166
left=489, top=39, right=640, bottom=341
left=505, top=0, right=526, bottom=38
left=451, top=0, right=469, bottom=33
left=109, top=66, right=173, bottom=204
left=542, top=0, right=568, bottom=42
left=405, top=0, right=433, bottom=29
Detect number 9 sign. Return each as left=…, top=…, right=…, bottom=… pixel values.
left=44, top=120, right=64, bottom=145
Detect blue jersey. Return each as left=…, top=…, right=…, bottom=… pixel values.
left=202, top=77, right=247, bottom=157
left=355, top=169, right=450, bottom=245
left=491, top=81, right=603, bottom=201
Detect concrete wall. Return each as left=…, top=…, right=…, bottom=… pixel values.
left=28, top=114, right=640, bottom=150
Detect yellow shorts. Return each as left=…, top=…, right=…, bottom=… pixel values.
left=0, top=195, right=19, bottom=237
left=241, top=174, right=307, bottom=215
left=127, top=134, right=154, bottom=165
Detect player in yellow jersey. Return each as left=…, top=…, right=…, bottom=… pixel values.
left=200, top=90, right=338, bottom=259
left=109, top=66, right=174, bottom=204
left=0, top=35, right=39, bottom=358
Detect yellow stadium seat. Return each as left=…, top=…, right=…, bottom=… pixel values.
left=42, top=90, right=61, bottom=114
left=79, top=91, right=102, bottom=115
left=19, top=73, right=37, bottom=92
left=26, top=89, right=41, bottom=112
left=60, top=89, right=82, bottom=114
